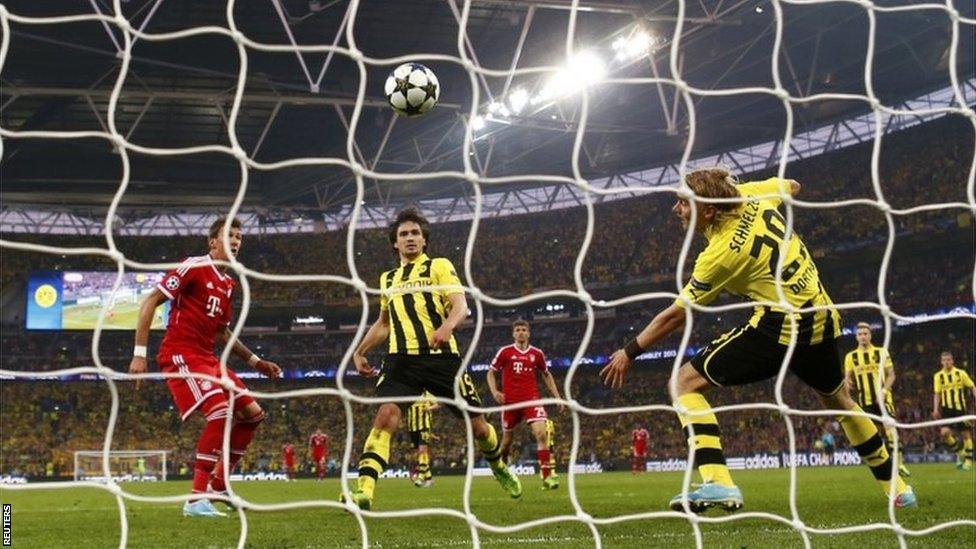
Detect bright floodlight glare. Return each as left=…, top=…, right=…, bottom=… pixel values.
left=471, top=115, right=486, bottom=130
left=613, top=30, right=652, bottom=60
left=568, top=50, right=606, bottom=81
left=487, top=102, right=503, bottom=114
left=508, top=88, right=529, bottom=114
left=531, top=51, right=606, bottom=105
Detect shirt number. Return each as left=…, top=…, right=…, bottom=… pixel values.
left=748, top=209, right=806, bottom=280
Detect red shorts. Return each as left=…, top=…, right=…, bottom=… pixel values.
left=313, top=453, right=326, bottom=463
left=284, top=459, right=295, bottom=468
left=633, top=447, right=647, bottom=457
left=501, top=404, right=548, bottom=431
left=158, top=349, right=255, bottom=421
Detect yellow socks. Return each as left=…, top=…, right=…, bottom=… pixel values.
left=357, top=428, right=391, bottom=499
left=839, top=406, right=906, bottom=496
left=477, top=422, right=506, bottom=471
left=676, top=393, right=734, bottom=488
left=417, top=450, right=432, bottom=481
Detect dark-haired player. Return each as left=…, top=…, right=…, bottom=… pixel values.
left=344, top=208, right=522, bottom=510
left=129, top=217, right=282, bottom=517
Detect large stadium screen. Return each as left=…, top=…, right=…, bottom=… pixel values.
left=26, top=271, right=169, bottom=330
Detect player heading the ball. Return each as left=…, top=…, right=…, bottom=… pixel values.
left=487, top=319, right=565, bottom=490
left=128, top=216, right=282, bottom=518
left=344, top=208, right=522, bottom=510
left=600, top=168, right=916, bottom=513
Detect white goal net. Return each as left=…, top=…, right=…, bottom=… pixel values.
left=1, top=1, right=974, bottom=548
left=74, top=451, right=168, bottom=483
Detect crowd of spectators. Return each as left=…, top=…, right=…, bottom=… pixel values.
left=1, top=116, right=971, bottom=309
left=1, top=320, right=971, bottom=477
left=1, top=115, right=972, bottom=477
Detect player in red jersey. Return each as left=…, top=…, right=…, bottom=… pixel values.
left=282, top=443, right=296, bottom=481
left=487, top=320, right=565, bottom=490
left=128, top=217, right=282, bottom=517
left=632, top=427, right=649, bottom=475
left=309, top=428, right=329, bottom=480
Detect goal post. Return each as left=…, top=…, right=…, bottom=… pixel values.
left=73, top=450, right=168, bottom=482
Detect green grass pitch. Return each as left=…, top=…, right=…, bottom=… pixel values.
left=62, top=302, right=164, bottom=330
left=1, top=464, right=972, bottom=548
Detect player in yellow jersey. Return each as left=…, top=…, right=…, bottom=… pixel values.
left=343, top=208, right=521, bottom=510
left=407, top=391, right=439, bottom=487
left=600, top=167, right=915, bottom=512
left=844, top=322, right=910, bottom=477
left=932, top=351, right=976, bottom=471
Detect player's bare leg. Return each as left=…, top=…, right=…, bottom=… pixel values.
left=668, top=363, right=742, bottom=513
left=499, top=428, right=515, bottom=464
left=531, top=420, right=557, bottom=490
left=818, top=388, right=916, bottom=507
left=471, top=414, right=522, bottom=499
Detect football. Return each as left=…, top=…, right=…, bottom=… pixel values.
left=384, top=63, right=440, bottom=117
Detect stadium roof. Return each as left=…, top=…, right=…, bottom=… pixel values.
left=1, top=0, right=974, bottom=220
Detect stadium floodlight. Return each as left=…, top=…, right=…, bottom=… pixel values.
left=487, top=101, right=510, bottom=117
left=507, top=88, right=529, bottom=114
left=534, top=50, right=606, bottom=103
left=470, top=115, right=486, bottom=130
left=612, top=30, right=652, bottom=61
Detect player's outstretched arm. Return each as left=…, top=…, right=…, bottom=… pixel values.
left=931, top=391, right=941, bottom=419
left=600, top=303, right=686, bottom=389
left=129, top=288, right=168, bottom=390
left=216, top=328, right=281, bottom=379
left=352, top=310, right=390, bottom=377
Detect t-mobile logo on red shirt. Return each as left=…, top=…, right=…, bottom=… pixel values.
left=205, top=295, right=223, bottom=318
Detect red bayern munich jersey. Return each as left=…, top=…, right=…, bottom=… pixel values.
left=282, top=444, right=295, bottom=460
left=490, top=344, right=549, bottom=403
left=632, top=428, right=649, bottom=450
left=309, top=433, right=328, bottom=455
left=157, top=254, right=235, bottom=356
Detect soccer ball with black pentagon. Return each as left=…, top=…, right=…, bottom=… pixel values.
left=384, top=63, right=440, bottom=117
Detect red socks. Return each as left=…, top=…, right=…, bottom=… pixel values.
left=538, top=448, right=552, bottom=480
left=192, top=416, right=226, bottom=495
left=210, top=410, right=264, bottom=492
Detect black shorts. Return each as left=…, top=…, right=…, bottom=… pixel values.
left=862, top=401, right=896, bottom=420
left=409, top=430, right=431, bottom=448
left=942, top=408, right=974, bottom=432
left=376, top=354, right=483, bottom=419
left=690, top=324, right=844, bottom=395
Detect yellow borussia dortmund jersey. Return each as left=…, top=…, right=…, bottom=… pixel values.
left=407, top=392, right=435, bottom=432
left=934, top=367, right=975, bottom=413
left=844, top=344, right=894, bottom=408
left=380, top=253, right=464, bottom=355
left=676, top=177, right=841, bottom=345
